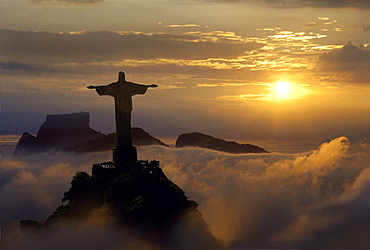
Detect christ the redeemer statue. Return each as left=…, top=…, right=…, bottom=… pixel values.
left=88, top=71, right=157, bottom=166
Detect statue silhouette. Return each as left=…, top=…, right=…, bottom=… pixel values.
left=88, top=71, right=157, bottom=166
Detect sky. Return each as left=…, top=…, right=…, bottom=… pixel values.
left=0, top=0, right=369, bottom=147
left=1, top=1, right=370, bottom=248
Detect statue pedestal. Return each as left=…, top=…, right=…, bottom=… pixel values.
left=92, top=160, right=166, bottom=180
left=113, top=145, right=137, bottom=166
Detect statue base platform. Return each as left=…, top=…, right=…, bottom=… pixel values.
left=113, top=145, right=137, bottom=166
left=92, top=160, right=167, bottom=180
left=92, top=143, right=166, bottom=180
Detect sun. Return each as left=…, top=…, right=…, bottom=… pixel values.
left=268, top=80, right=311, bottom=101
left=275, top=81, right=291, bottom=97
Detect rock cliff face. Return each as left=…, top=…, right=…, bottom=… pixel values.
left=13, top=112, right=168, bottom=155
left=132, top=127, right=168, bottom=147
left=176, top=132, right=268, bottom=154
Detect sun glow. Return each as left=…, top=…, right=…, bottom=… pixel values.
left=275, top=81, right=291, bottom=96
left=268, top=80, right=311, bottom=101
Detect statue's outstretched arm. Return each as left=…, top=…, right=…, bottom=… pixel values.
left=87, top=85, right=96, bottom=89
left=148, top=84, right=158, bottom=88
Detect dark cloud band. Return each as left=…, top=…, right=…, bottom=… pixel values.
left=0, top=30, right=262, bottom=63
left=316, top=42, right=370, bottom=83
left=31, top=0, right=103, bottom=4
left=209, top=0, right=370, bottom=10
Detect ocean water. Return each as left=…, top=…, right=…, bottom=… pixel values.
left=0, top=135, right=20, bottom=158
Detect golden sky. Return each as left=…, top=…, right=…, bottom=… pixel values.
left=2, top=2, right=370, bottom=247
left=1, top=0, right=369, bottom=144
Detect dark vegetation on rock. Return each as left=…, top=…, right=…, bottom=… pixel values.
left=20, top=166, right=224, bottom=249
left=176, top=132, right=268, bottom=154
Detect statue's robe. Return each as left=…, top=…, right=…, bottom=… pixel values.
left=95, top=81, right=148, bottom=147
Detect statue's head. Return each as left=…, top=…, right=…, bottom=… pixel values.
left=118, top=71, right=126, bottom=82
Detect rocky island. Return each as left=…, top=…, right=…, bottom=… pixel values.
left=176, top=132, right=268, bottom=154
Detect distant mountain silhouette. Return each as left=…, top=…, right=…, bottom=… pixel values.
left=14, top=112, right=104, bottom=155
left=14, top=112, right=267, bottom=156
left=69, top=128, right=168, bottom=153
left=14, top=112, right=168, bottom=156
left=176, top=132, right=268, bottom=154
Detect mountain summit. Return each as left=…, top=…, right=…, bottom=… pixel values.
left=21, top=162, right=224, bottom=249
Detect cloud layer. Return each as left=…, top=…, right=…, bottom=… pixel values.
left=316, top=41, right=370, bottom=83
left=0, top=30, right=260, bottom=64
left=2, top=137, right=370, bottom=248
left=3, top=30, right=367, bottom=80
left=28, top=0, right=370, bottom=9
left=141, top=137, right=370, bottom=248
left=266, top=0, right=370, bottom=9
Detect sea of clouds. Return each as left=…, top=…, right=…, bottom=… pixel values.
left=1, top=136, right=370, bottom=249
